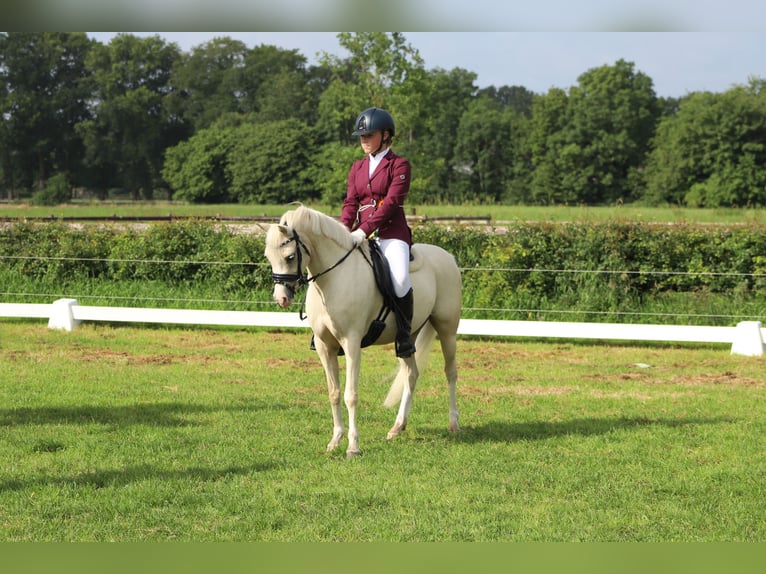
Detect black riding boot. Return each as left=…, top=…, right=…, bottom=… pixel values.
left=394, top=288, right=416, bottom=358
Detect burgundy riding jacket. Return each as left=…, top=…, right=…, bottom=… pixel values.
left=340, top=151, right=413, bottom=246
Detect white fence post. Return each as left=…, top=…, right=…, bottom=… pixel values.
left=47, top=298, right=81, bottom=331
left=730, top=321, right=765, bottom=357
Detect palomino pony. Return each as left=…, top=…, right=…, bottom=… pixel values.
left=264, top=205, right=462, bottom=457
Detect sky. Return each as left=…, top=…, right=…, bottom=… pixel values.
left=87, top=31, right=766, bottom=99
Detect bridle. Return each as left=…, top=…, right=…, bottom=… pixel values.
left=270, top=229, right=312, bottom=302
left=270, top=228, right=359, bottom=308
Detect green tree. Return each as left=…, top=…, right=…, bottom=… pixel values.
left=240, top=44, right=318, bottom=124
left=313, top=33, right=429, bottom=206
left=452, top=95, right=526, bottom=203
left=561, top=59, right=660, bottom=204
left=480, top=85, right=536, bottom=118
left=317, top=33, right=425, bottom=145
left=306, top=141, right=362, bottom=206
left=0, top=32, right=93, bottom=196
left=528, top=60, right=660, bottom=205
left=335, top=32, right=424, bottom=108
left=527, top=87, right=571, bottom=204
left=644, top=78, right=766, bottom=207
left=77, top=33, right=183, bottom=199
left=161, top=122, right=235, bottom=203
left=316, top=76, right=364, bottom=146
left=401, top=67, right=478, bottom=204
left=32, top=172, right=71, bottom=205
left=227, top=118, right=316, bottom=204
left=169, top=36, right=249, bottom=131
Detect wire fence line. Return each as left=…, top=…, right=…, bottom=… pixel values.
left=2, top=254, right=766, bottom=279
left=2, top=253, right=765, bottom=323
left=463, top=267, right=766, bottom=278
left=0, top=291, right=269, bottom=306
left=0, top=255, right=261, bottom=267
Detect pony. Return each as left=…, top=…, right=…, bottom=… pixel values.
left=264, top=205, right=462, bottom=457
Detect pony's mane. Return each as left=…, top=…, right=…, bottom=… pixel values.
left=281, top=205, right=354, bottom=249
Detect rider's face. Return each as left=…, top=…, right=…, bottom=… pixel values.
left=359, top=131, right=384, bottom=155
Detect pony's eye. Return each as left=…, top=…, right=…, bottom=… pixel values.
left=286, top=254, right=296, bottom=262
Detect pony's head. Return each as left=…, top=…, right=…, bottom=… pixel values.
left=264, top=212, right=309, bottom=308
left=264, top=206, right=356, bottom=308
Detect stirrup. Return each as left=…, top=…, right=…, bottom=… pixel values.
left=395, top=337, right=415, bottom=358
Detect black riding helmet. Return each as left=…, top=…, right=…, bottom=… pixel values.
left=352, top=107, right=395, bottom=139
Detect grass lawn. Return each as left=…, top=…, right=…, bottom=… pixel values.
left=1, top=321, right=765, bottom=541
left=2, top=201, right=766, bottom=224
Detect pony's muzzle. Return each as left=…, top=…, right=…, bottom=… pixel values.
left=273, top=284, right=294, bottom=308
left=271, top=271, right=301, bottom=309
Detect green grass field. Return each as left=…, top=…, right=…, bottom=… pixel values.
left=2, top=320, right=764, bottom=541
left=2, top=201, right=766, bottom=224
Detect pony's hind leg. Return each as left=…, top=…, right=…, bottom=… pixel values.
left=386, top=356, right=419, bottom=439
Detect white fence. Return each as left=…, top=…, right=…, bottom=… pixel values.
left=1, top=298, right=764, bottom=356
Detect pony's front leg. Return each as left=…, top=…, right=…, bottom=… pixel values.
left=315, top=338, right=344, bottom=452
left=387, top=356, right=419, bottom=439
left=343, top=344, right=363, bottom=458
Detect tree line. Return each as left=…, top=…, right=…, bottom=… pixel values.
left=2, top=32, right=765, bottom=207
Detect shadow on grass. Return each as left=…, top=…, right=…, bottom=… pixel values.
left=0, top=400, right=283, bottom=428
left=437, top=415, right=734, bottom=443
left=0, top=462, right=277, bottom=492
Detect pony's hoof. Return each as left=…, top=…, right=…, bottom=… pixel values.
left=346, top=449, right=362, bottom=459
left=386, top=423, right=406, bottom=439
left=449, top=423, right=460, bottom=433
left=326, top=432, right=344, bottom=452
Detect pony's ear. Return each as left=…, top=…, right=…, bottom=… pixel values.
left=267, top=223, right=290, bottom=235
left=276, top=224, right=290, bottom=235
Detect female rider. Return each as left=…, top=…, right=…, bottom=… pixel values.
left=341, top=107, right=415, bottom=358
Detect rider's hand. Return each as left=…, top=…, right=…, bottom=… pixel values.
left=350, top=228, right=367, bottom=246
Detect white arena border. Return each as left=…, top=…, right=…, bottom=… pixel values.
left=1, top=298, right=763, bottom=357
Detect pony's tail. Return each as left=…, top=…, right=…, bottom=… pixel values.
left=383, top=322, right=437, bottom=408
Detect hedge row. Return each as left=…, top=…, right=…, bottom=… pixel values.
left=416, top=222, right=766, bottom=323
left=1, top=219, right=765, bottom=323
left=414, top=221, right=766, bottom=293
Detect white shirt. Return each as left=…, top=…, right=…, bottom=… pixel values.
left=368, top=147, right=390, bottom=177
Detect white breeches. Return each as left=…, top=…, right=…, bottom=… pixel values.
left=378, top=238, right=412, bottom=298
